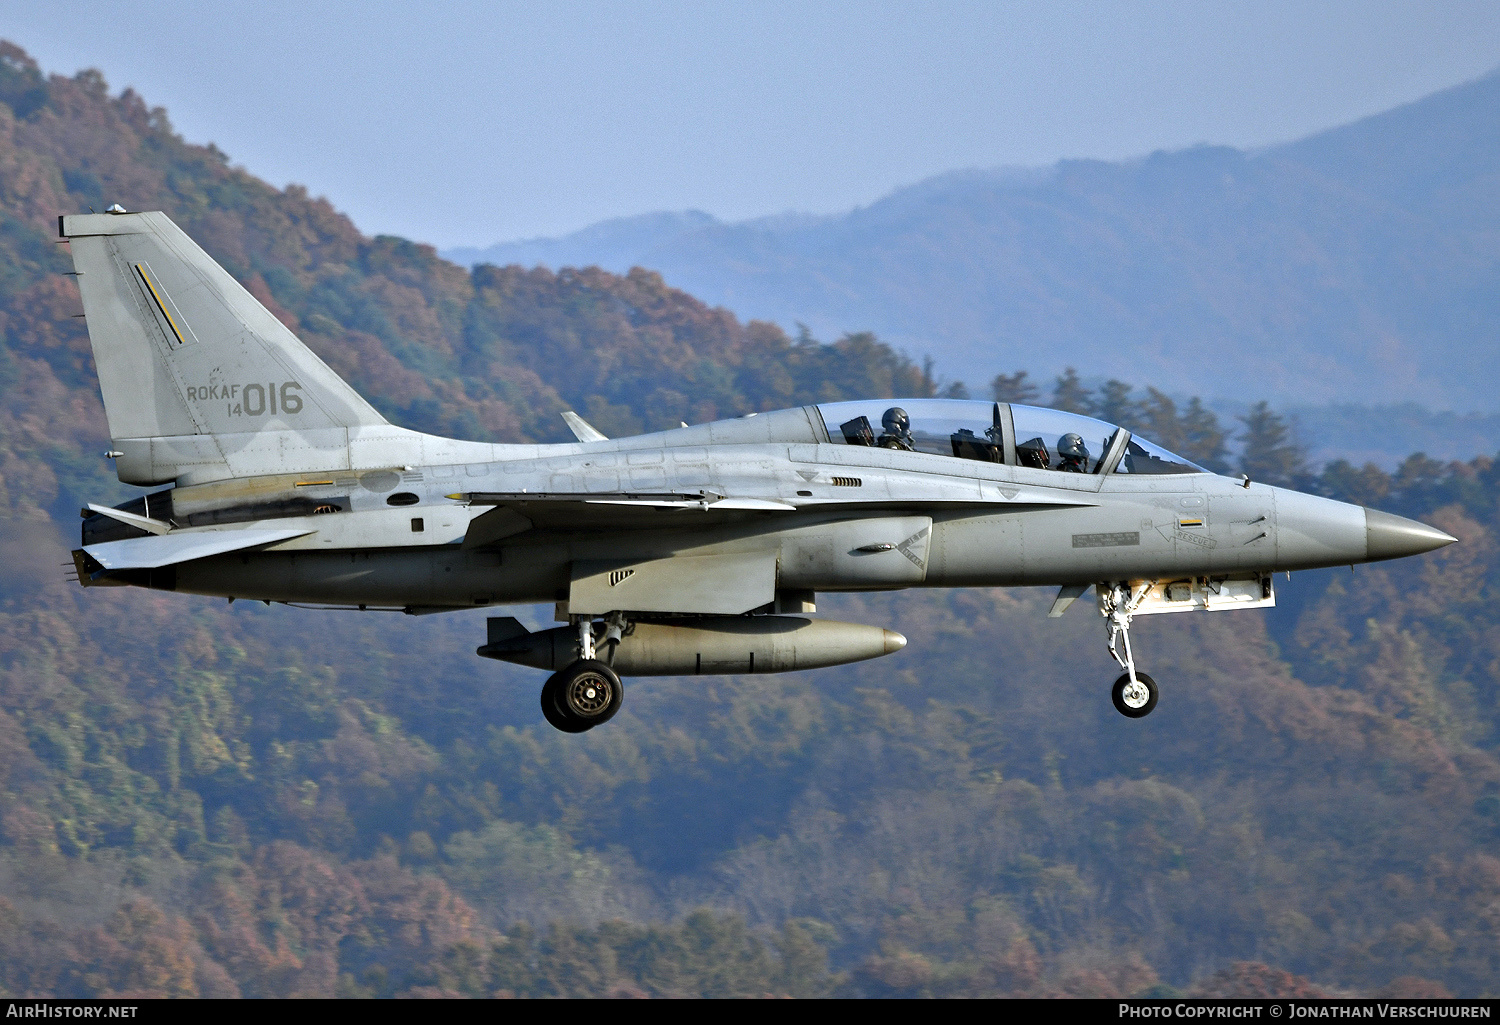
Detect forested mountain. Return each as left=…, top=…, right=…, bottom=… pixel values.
left=0, top=42, right=1498, bottom=997
left=448, top=69, right=1500, bottom=414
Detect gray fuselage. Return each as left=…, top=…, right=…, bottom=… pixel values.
left=131, top=405, right=1379, bottom=611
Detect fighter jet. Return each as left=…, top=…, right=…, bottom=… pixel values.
left=62, top=209, right=1456, bottom=731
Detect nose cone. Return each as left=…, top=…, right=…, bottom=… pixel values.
left=883, top=629, right=908, bottom=654
left=1365, top=508, right=1457, bottom=562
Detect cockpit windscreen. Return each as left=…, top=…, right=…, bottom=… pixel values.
left=815, top=399, right=1207, bottom=476
left=1114, top=436, right=1206, bottom=475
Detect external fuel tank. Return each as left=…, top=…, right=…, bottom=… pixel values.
left=478, top=615, right=906, bottom=676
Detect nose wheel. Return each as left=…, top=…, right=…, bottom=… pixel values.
left=1111, top=671, right=1158, bottom=718
left=1099, top=581, right=1160, bottom=718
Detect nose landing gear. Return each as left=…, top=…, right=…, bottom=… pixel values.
left=1100, top=582, right=1159, bottom=718
left=1111, top=671, right=1158, bottom=718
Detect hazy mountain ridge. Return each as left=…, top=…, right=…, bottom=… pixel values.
left=1282, top=404, right=1500, bottom=470
left=0, top=41, right=1497, bottom=997
left=448, top=70, right=1500, bottom=412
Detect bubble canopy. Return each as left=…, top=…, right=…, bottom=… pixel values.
left=815, top=398, right=1206, bottom=476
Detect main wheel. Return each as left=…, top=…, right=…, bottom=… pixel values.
left=540, top=660, right=623, bottom=732
left=539, top=673, right=589, bottom=733
left=1111, top=671, right=1159, bottom=718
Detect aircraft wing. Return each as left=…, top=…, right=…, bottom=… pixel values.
left=83, top=527, right=314, bottom=570
left=455, top=487, right=1092, bottom=512
left=456, top=491, right=796, bottom=549
left=455, top=485, right=1096, bottom=549
left=456, top=490, right=793, bottom=510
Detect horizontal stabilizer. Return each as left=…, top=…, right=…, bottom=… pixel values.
left=83, top=527, right=312, bottom=570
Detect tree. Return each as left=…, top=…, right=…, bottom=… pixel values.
left=1238, top=401, right=1307, bottom=487
left=1137, top=388, right=1184, bottom=452
left=1180, top=397, right=1229, bottom=472
left=991, top=371, right=1039, bottom=405
left=13, top=40, right=1500, bottom=1002
left=1317, top=459, right=1391, bottom=507
left=1051, top=368, right=1092, bottom=414
left=1094, top=380, right=1138, bottom=428
left=1392, top=453, right=1448, bottom=511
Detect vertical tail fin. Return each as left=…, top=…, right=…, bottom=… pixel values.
left=62, top=210, right=388, bottom=484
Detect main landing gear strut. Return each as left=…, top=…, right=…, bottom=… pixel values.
left=1099, top=582, right=1159, bottom=718
left=540, top=613, right=626, bottom=733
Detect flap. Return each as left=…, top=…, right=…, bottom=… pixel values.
left=83, top=527, right=313, bottom=570
left=570, top=551, right=777, bottom=615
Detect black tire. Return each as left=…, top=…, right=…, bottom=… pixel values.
left=540, top=660, right=623, bottom=732
left=540, top=672, right=590, bottom=733
left=1111, top=671, right=1159, bottom=718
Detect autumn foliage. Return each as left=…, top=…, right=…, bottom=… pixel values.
left=0, top=42, right=1497, bottom=996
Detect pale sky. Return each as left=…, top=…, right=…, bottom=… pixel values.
left=6, top=1, right=1500, bottom=248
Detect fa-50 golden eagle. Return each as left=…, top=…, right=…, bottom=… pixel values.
left=64, top=210, right=1454, bottom=731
